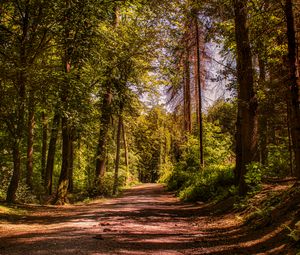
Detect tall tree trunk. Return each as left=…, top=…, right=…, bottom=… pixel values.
left=233, top=0, right=258, bottom=195
left=95, top=89, right=112, bottom=183
left=183, top=46, right=192, bottom=132
left=6, top=72, right=26, bottom=203
left=41, top=111, right=48, bottom=180
left=55, top=117, right=71, bottom=204
left=26, top=91, right=35, bottom=190
left=122, top=121, right=129, bottom=184
left=6, top=5, right=29, bottom=202
left=95, top=4, right=119, bottom=188
left=285, top=0, right=300, bottom=178
left=113, top=115, right=122, bottom=195
left=258, top=57, right=268, bottom=165
left=287, top=100, right=294, bottom=176
left=68, top=138, right=74, bottom=192
left=193, top=48, right=200, bottom=126
left=194, top=16, right=204, bottom=167
left=45, top=112, right=60, bottom=195
left=54, top=0, right=73, bottom=204
left=7, top=143, right=22, bottom=203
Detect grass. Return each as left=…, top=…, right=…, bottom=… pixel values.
left=0, top=204, right=27, bottom=222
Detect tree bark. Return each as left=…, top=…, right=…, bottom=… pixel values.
left=6, top=143, right=22, bottom=203
left=95, top=89, right=112, bottom=183
left=54, top=0, right=74, bottom=204
left=68, top=138, right=74, bottom=192
left=183, top=45, right=192, bottom=133
left=26, top=91, right=35, bottom=190
left=95, top=4, right=119, bottom=188
left=45, top=112, right=60, bottom=195
left=194, top=16, right=204, bottom=167
left=258, top=57, right=268, bottom=165
left=285, top=0, right=300, bottom=178
left=55, top=116, right=71, bottom=204
left=287, top=100, right=294, bottom=176
left=233, top=0, right=258, bottom=195
left=6, top=5, right=29, bottom=202
left=113, top=115, right=122, bottom=195
left=122, top=121, right=129, bottom=184
left=6, top=72, right=26, bottom=202
left=193, top=47, right=200, bottom=126
left=41, top=111, right=48, bottom=180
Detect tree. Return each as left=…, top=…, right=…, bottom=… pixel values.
left=285, top=0, right=300, bottom=178
left=113, top=115, right=122, bottom=195
left=233, top=0, right=258, bottom=195
left=54, top=0, right=100, bottom=204
left=1, top=0, right=55, bottom=202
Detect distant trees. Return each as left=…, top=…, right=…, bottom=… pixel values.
left=165, top=0, right=206, bottom=168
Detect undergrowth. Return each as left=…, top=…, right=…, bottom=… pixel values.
left=166, top=164, right=235, bottom=202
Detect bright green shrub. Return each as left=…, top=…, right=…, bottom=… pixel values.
left=165, top=167, right=191, bottom=191
left=265, top=144, right=290, bottom=178
left=245, top=162, right=263, bottom=193
left=203, top=122, right=233, bottom=165
left=15, top=179, right=38, bottom=203
left=178, top=165, right=234, bottom=202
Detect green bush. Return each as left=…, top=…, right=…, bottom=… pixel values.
left=16, top=179, right=38, bottom=204
left=245, top=162, right=263, bottom=193
left=161, top=122, right=235, bottom=202
left=265, top=144, right=291, bottom=178
left=89, top=172, right=118, bottom=197
left=165, top=167, right=191, bottom=191
left=178, top=165, right=234, bottom=202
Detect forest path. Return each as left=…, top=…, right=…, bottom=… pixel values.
left=0, top=184, right=288, bottom=254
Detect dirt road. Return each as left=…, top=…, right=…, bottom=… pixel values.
left=0, top=184, right=290, bottom=254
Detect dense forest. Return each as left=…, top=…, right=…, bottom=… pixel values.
left=0, top=0, right=300, bottom=210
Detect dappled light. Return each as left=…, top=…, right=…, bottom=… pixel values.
left=1, top=0, right=300, bottom=254
left=0, top=184, right=294, bottom=254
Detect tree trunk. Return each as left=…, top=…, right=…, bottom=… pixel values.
left=193, top=48, right=200, bottom=126
left=54, top=0, right=73, bottom=204
left=285, top=0, right=300, bottom=178
left=68, top=138, right=74, bottom=192
left=95, top=5, right=119, bottom=187
left=113, top=115, right=122, bottom=195
left=95, top=88, right=112, bottom=183
left=258, top=57, right=268, bottom=165
left=26, top=92, right=35, bottom=190
left=233, top=0, right=258, bottom=195
left=41, top=111, right=48, bottom=181
left=183, top=46, right=192, bottom=132
left=6, top=74, right=26, bottom=202
left=287, top=100, right=294, bottom=176
left=45, top=111, right=60, bottom=195
left=55, top=117, right=71, bottom=204
left=122, top=121, right=129, bottom=184
left=194, top=17, right=204, bottom=167
left=6, top=7, right=28, bottom=201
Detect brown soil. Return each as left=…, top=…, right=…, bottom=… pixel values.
left=0, top=184, right=297, bottom=254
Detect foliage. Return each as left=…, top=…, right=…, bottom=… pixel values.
left=206, top=99, right=236, bottom=138
left=0, top=0, right=297, bottom=206
left=178, top=165, right=234, bottom=202
left=163, top=121, right=234, bottom=202
left=245, top=162, right=263, bottom=194
left=15, top=180, right=38, bottom=204
left=286, top=221, right=300, bottom=242
left=265, top=144, right=291, bottom=178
